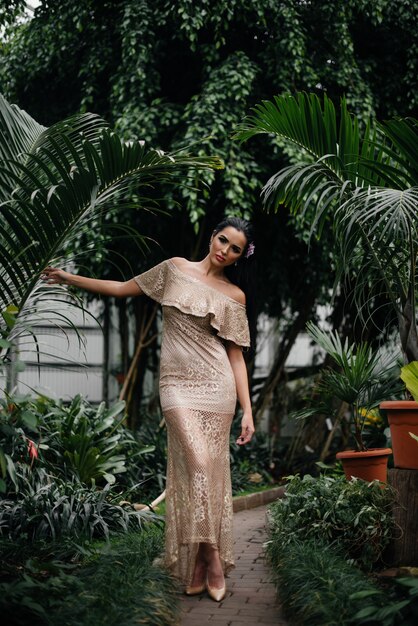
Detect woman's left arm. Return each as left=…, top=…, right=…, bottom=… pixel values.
left=226, top=342, right=255, bottom=445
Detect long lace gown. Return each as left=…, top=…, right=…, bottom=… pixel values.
left=134, top=259, right=250, bottom=585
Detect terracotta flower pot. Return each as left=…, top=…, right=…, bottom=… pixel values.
left=336, top=448, right=392, bottom=483
left=380, top=401, right=418, bottom=469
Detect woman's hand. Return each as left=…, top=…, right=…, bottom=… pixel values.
left=41, top=266, right=71, bottom=285
left=236, top=412, right=255, bottom=446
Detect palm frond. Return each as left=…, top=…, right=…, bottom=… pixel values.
left=0, top=96, right=223, bottom=373
left=237, top=92, right=418, bottom=361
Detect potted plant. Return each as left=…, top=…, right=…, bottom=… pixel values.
left=301, top=322, right=402, bottom=482
left=236, top=92, right=418, bottom=468
left=380, top=361, right=418, bottom=469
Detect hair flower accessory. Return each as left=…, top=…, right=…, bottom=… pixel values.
left=245, top=242, right=255, bottom=258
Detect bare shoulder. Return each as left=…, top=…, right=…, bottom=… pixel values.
left=227, top=283, right=246, bottom=305
left=169, top=256, right=188, bottom=269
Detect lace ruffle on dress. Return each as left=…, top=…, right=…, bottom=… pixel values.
left=134, top=259, right=250, bottom=585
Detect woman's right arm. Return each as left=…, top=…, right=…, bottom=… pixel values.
left=41, top=267, right=143, bottom=298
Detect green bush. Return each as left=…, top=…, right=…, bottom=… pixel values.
left=230, top=425, right=275, bottom=494
left=0, top=468, right=156, bottom=541
left=0, top=393, right=156, bottom=493
left=266, top=538, right=388, bottom=626
left=349, top=577, right=418, bottom=626
left=268, top=474, right=394, bottom=569
left=131, top=415, right=168, bottom=500
left=0, top=525, right=179, bottom=626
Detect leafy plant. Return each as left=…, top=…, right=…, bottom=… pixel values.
left=230, top=429, right=274, bottom=495
left=266, top=537, right=388, bottom=626
left=268, top=474, right=395, bottom=570
left=400, top=361, right=418, bottom=402
left=349, top=577, right=418, bottom=626
left=300, top=322, right=402, bottom=451
left=0, top=94, right=223, bottom=386
left=38, top=394, right=143, bottom=485
left=0, top=468, right=156, bottom=541
left=0, top=392, right=156, bottom=493
left=0, top=392, right=40, bottom=493
left=0, top=525, right=179, bottom=626
left=49, top=527, right=179, bottom=626
left=236, top=93, right=418, bottom=365
left=131, top=414, right=168, bottom=501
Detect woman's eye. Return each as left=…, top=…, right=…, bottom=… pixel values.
left=219, top=236, right=227, bottom=242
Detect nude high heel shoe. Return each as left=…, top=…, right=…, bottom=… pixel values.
left=184, top=582, right=206, bottom=596
left=206, top=576, right=226, bottom=602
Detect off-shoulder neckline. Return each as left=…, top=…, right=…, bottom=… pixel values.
left=166, top=259, right=246, bottom=307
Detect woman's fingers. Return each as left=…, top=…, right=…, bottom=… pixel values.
left=236, top=425, right=255, bottom=446
left=40, top=267, right=65, bottom=284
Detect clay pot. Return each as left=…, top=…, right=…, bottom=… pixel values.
left=380, top=401, right=418, bottom=469
left=336, top=448, right=392, bottom=483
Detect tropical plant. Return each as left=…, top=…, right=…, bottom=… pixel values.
left=0, top=94, right=222, bottom=387
left=0, top=392, right=155, bottom=493
left=266, top=537, right=389, bottom=626
left=349, top=578, right=418, bottom=626
left=268, top=473, right=395, bottom=570
left=0, top=522, right=179, bottom=626
left=400, top=361, right=418, bottom=402
left=37, top=394, right=151, bottom=485
left=0, top=467, right=156, bottom=541
left=300, top=322, right=402, bottom=451
left=236, top=93, right=418, bottom=364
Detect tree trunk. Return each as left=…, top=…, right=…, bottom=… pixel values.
left=120, top=299, right=158, bottom=428
left=385, top=468, right=418, bottom=566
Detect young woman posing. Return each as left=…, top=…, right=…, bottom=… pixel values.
left=42, top=216, right=256, bottom=602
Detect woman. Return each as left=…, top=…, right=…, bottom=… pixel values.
left=42, top=216, right=256, bottom=602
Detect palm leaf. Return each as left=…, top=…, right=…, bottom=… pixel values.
left=236, top=92, right=418, bottom=361
left=0, top=96, right=223, bottom=375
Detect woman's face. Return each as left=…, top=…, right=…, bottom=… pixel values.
left=210, top=226, right=247, bottom=267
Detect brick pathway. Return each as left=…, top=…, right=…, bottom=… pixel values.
left=180, top=505, right=288, bottom=625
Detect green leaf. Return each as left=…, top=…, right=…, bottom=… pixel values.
left=401, top=361, right=418, bottom=401
left=0, top=94, right=222, bottom=365
left=21, top=410, right=38, bottom=431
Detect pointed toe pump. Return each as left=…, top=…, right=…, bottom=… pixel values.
left=184, top=582, right=206, bottom=596
left=206, top=577, right=226, bottom=602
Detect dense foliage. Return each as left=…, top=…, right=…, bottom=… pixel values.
left=0, top=392, right=177, bottom=624
left=2, top=0, right=415, bottom=430
left=0, top=525, right=179, bottom=626
left=268, top=474, right=394, bottom=569
left=266, top=474, right=418, bottom=625
left=267, top=538, right=387, bottom=626
left=2, top=0, right=415, bottom=309
left=0, top=393, right=155, bottom=493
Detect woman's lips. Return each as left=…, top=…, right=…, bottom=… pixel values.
left=216, top=254, right=225, bottom=262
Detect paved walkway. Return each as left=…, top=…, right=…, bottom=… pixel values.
left=180, top=506, right=288, bottom=625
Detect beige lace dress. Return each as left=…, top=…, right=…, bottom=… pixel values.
left=134, top=259, right=250, bottom=585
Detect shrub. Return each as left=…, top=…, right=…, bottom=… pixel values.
left=266, top=538, right=388, bottom=626
left=0, top=468, right=157, bottom=541
left=349, top=577, right=418, bottom=626
left=230, top=425, right=275, bottom=494
left=0, top=525, right=179, bottom=626
left=268, top=474, right=394, bottom=569
left=0, top=393, right=155, bottom=492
